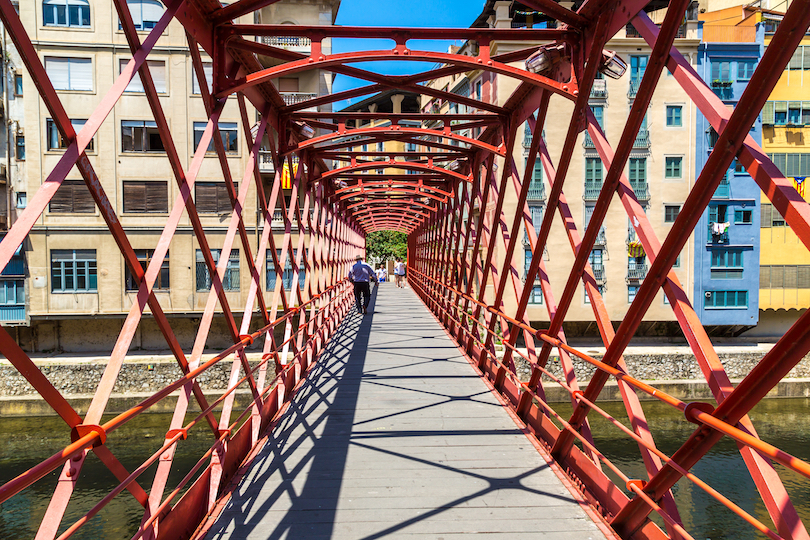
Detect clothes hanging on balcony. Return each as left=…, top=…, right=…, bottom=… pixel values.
left=711, top=221, right=730, bottom=235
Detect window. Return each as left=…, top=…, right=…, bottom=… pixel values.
left=788, top=46, right=810, bottom=70
left=191, top=61, right=213, bottom=95
left=630, top=55, right=647, bottom=81
left=666, top=105, right=682, bottom=127
left=119, top=59, right=166, bottom=93
left=14, top=73, right=22, bottom=96
left=49, top=180, right=95, bottom=213
left=734, top=208, right=753, bottom=224
left=761, top=265, right=810, bottom=288
left=44, top=57, right=92, bottom=91
left=628, top=158, right=647, bottom=197
left=665, top=157, right=682, bottom=179
left=16, top=192, right=26, bottom=209
left=789, top=102, right=802, bottom=125
left=664, top=204, right=680, bottom=223
left=711, top=249, right=744, bottom=279
left=585, top=284, right=605, bottom=304
left=529, top=285, right=543, bottom=304
left=121, top=0, right=165, bottom=31
left=43, top=0, right=90, bottom=27
left=267, top=249, right=302, bottom=290
left=121, top=120, right=164, bottom=152
left=47, top=119, right=93, bottom=151
left=628, top=285, right=639, bottom=303
left=123, top=181, right=168, bottom=213
left=760, top=203, right=786, bottom=228
left=195, top=182, right=235, bottom=213
left=193, top=121, right=238, bottom=153
left=0, top=280, right=24, bottom=308
left=766, top=152, right=810, bottom=177
left=585, top=158, right=603, bottom=198
left=196, top=249, right=239, bottom=291
left=711, top=60, right=731, bottom=82
left=51, top=249, right=97, bottom=292
left=591, top=105, right=604, bottom=129
left=125, top=249, right=169, bottom=290
left=737, top=60, right=756, bottom=80
left=15, top=135, right=24, bottom=160
left=709, top=205, right=728, bottom=224
left=705, top=290, right=747, bottom=308
left=589, top=248, right=604, bottom=281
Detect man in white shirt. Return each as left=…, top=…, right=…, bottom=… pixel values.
left=348, top=254, right=376, bottom=314
left=376, top=265, right=387, bottom=283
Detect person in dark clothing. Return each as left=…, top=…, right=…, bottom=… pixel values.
left=348, top=255, right=376, bottom=314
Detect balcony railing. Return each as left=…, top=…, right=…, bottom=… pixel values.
left=627, top=22, right=685, bottom=38
left=593, top=226, right=606, bottom=245
left=590, top=79, right=607, bottom=98
left=630, top=181, right=649, bottom=201
left=591, top=263, right=605, bottom=282
left=261, top=36, right=312, bottom=50
left=627, top=263, right=647, bottom=281
left=628, top=79, right=641, bottom=98
left=258, top=150, right=274, bottom=173
left=280, top=92, right=318, bottom=107
left=527, top=181, right=545, bottom=200
left=0, top=305, right=25, bottom=323
left=634, top=129, right=650, bottom=148
left=714, top=177, right=730, bottom=198
left=583, top=132, right=595, bottom=148
left=584, top=181, right=602, bottom=201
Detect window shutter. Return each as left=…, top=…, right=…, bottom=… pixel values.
left=123, top=181, right=147, bottom=212
left=761, top=203, right=772, bottom=228
left=774, top=101, right=788, bottom=113
left=785, top=265, right=798, bottom=289
left=760, top=266, right=770, bottom=288
left=45, top=57, right=70, bottom=90
left=195, top=183, right=217, bottom=213
left=771, top=265, right=784, bottom=288
left=49, top=182, right=74, bottom=213
left=146, top=181, right=168, bottom=212
left=70, top=58, right=93, bottom=91
left=790, top=48, right=803, bottom=70
left=149, top=61, right=166, bottom=93
left=73, top=181, right=95, bottom=212
left=762, top=102, right=774, bottom=125
left=121, top=59, right=143, bottom=92
left=802, top=154, right=810, bottom=177
left=798, top=266, right=810, bottom=288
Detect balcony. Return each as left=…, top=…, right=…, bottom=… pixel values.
left=0, top=305, right=25, bottom=323
left=628, top=79, right=641, bottom=98
left=708, top=223, right=729, bottom=244
left=281, top=92, right=318, bottom=111
left=591, top=263, right=605, bottom=282
left=590, top=79, right=607, bottom=99
left=630, top=181, right=649, bottom=201
left=583, top=132, right=596, bottom=149
left=258, top=150, right=274, bottom=174
left=584, top=181, right=602, bottom=201
left=714, top=177, right=730, bottom=198
left=627, top=263, right=647, bottom=281
left=271, top=210, right=298, bottom=231
left=261, top=35, right=311, bottom=53
left=527, top=180, right=545, bottom=200
left=593, top=226, right=606, bottom=245
left=626, top=22, right=685, bottom=39
left=710, top=80, right=734, bottom=100
left=633, top=129, right=650, bottom=149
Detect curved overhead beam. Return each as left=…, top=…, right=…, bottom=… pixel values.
left=320, top=161, right=470, bottom=184
left=300, top=126, right=504, bottom=157
left=352, top=206, right=430, bottom=220
left=338, top=187, right=450, bottom=205
left=216, top=49, right=577, bottom=102
left=335, top=180, right=454, bottom=199
left=347, top=198, right=437, bottom=213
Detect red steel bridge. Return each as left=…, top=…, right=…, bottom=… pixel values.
left=2, top=0, right=810, bottom=538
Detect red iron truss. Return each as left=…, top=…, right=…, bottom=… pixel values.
left=1, top=0, right=810, bottom=539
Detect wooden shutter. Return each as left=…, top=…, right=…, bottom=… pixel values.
left=195, top=183, right=217, bottom=213
left=146, top=181, right=168, bottom=212
left=50, top=180, right=94, bottom=213
left=216, top=183, right=236, bottom=212
left=123, top=182, right=147, bottom=213
left=761, top=203, right=772, bottom=228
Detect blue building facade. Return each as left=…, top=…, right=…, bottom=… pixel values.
left=693, top=24, right=764, bottom=328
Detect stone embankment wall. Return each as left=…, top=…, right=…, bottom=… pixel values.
left=3, top=350, right=810, bottom=415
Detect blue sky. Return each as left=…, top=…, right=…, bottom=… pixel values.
left=332, top=0, right=486, bottom=110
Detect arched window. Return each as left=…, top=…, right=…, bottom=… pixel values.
left=123, top=0, right=165, bottom=31
left=43, top=0, right=90, bottom=28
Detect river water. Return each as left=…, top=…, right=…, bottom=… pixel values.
left=2, top=399, right=810, bottom=539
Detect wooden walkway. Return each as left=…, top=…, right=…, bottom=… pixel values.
left=204, top=284, right=608, bottom=540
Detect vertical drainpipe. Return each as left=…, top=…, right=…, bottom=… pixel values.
left=2, top=20, right=10, bottom=230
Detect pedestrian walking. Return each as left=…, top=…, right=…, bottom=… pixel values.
left=348, top=254, right=376, bottom=314
left=376, top=265, right=387, bottom=283
left=394, top=258, right=406, bottom=288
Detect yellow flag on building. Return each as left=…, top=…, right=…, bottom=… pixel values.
left=281, top=162, right=298, bottom=189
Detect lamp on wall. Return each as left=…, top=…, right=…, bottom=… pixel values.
left=599, top=50, right=627, bottom=79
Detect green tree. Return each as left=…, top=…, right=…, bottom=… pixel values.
left=366, top=231, right=407, bottom=262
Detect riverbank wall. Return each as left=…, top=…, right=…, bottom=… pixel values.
left=2, top=346, right=810, bottom=416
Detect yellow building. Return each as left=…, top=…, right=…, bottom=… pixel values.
left=758, top=30, right=810, bottom=333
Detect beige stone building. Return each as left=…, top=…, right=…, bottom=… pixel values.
left=14, top=0, right=339, bottom=352
left=423, top=1, right=701, bottom=333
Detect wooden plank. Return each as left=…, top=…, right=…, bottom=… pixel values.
left=205, top=285, right=608, bottom=539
